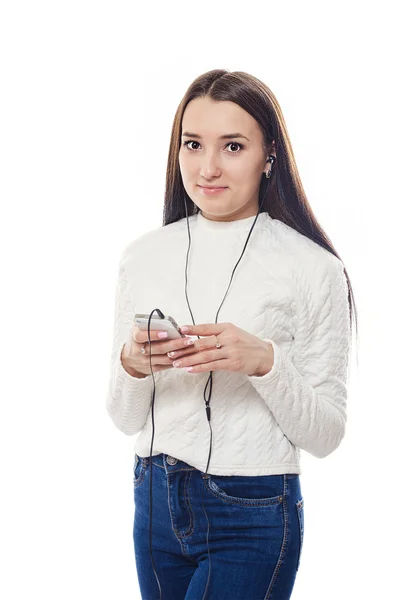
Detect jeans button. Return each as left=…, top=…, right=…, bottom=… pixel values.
left=166, top=455, right=178, bottom=465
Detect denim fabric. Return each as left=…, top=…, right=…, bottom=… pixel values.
left=133, top=453, right=304, bottom=600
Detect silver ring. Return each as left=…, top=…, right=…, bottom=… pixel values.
left=140, top=343, right=147, bottom=355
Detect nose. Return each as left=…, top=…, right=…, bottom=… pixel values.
left=199, top=151, right=221, bottom=179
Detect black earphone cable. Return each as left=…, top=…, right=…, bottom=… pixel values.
left=145, top=159, right=274, bottom=599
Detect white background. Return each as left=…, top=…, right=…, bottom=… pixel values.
left=1, top=1, right=395, bottom=598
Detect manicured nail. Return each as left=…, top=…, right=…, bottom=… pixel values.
left=158, top=331, right=168, bottom=338
left=185, top=367, right=194, bottom=372
left=181, top=326, right=190, bottom=332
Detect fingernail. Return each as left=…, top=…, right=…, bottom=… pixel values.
left=158, top=331, right=168, bottom=338
left=181, top=326, right=190, bottom=332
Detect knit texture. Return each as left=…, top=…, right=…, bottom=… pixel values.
left=106, top=209, right=351, bottom=475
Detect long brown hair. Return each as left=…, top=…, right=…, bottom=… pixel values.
left=162, top=69, right=358, bottom=350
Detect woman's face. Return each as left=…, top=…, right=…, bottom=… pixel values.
left=179, top=96, right=275, bottom=222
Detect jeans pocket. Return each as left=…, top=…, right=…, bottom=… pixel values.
left=296, top=498, right=304, bottom=570
left=204, top=473, right=284, bottom=507
left=133, top=454, right=148, bottom=488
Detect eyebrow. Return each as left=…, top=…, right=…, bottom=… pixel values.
left=182, top=131, right=250, bottom=141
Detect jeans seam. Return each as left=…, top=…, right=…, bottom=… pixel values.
left=202, top=475, right=284, bottom=507
left=133, top=459, right=147, bottom=488
left=264, top=475, right=289, bottom=600
left=152, top=462, right=165, bottom=469
left=296, top=499, right=304, bottom=571
left=165, top=467, right=194, bottom=559
left=166, top=467, right=196, bottom=473
left=176, top=470, right=195, bottom=540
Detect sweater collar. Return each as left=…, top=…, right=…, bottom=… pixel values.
left=195, top=208, right=271, bottom=232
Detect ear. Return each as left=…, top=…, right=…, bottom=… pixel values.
left=262, top=140, right=276, bottom=173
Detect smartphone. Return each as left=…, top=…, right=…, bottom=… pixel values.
left=133, top=313, right=187, bottom=340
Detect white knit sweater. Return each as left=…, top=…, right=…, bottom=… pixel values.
left=106, top=209, right=351, bottom=476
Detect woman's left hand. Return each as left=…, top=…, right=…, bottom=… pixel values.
left=168, top=322, right=274, bottom=377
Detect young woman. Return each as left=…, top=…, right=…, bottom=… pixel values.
left=106, top=69, right=357, bottom=600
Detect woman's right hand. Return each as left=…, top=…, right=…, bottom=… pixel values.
left=120, top=325, right=194, bottom=377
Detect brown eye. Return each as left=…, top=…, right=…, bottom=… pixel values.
left=227, top=142, right=243, bottom=153
left=183, top=140, right=201, bottom=151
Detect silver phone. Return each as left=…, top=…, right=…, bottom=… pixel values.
left=133, top=313, right=187, bottom=340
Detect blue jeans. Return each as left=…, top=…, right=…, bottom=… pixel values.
left=133, top=453, right=304, bottom=600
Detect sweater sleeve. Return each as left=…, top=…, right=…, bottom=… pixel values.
left=246, top=251, right=351, bottom=459
left=105, top=247, right=161, bottom=435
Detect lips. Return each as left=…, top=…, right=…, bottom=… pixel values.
left=198, top=185, right=226, bottom=189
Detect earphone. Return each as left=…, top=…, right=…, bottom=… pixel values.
left=145, top=155, right=276, bottom=599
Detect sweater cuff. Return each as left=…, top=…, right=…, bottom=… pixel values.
left=246, top=338, right=280, bottom=383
